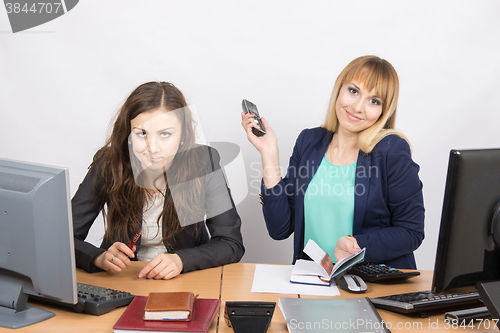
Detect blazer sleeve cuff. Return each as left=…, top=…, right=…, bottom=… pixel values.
left=260, top=178, right=286, bottom=203
left=75, top=240, right=106, bottom=273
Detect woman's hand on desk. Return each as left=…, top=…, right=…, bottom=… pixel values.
left=92, top=242, right=136, bottom=272
left=137, top=253, right=183, bottom=280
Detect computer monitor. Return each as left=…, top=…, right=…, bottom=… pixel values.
left=0, top=158, right=77, bottom=329
left=432, top=149, right=500, bottom=294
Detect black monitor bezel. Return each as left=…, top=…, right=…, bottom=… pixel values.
left=432, top=149, right=500, bottom=294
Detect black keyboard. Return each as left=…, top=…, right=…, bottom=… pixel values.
left=370, top=290, right=481, bottom=314
left=74, top=283, right=135, bottom=315
left=30, top=283, right=135, bottom=316
left=349, top=263, right=420, bottom=282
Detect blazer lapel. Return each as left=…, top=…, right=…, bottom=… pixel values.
left=353, top=151, right=370, bottom=234
left=298, top=131, right=332, bottom=194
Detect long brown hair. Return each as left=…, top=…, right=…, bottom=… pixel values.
left=91, top=81, right=202, bottom=248
left=322, top=55, right=409, bottom=153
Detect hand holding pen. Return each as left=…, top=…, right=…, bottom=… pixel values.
left=91, top=227, right=142, bottom=272
left=128, top=226, right=142, bottom=249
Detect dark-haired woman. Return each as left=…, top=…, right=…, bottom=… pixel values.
left=73, top=82, right=244, bottom=280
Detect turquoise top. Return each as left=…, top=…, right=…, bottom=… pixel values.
left=304, top=155, right=356, bottom=262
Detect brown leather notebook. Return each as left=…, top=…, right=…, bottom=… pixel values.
left=144, top=292, right=196, bottom=321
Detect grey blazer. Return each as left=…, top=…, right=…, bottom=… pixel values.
left=72, top=145, right=244, bottom=273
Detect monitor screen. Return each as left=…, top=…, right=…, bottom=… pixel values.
left=432, top=149, right=500, bottom=294
left=0, top=158, right=77, bottom=329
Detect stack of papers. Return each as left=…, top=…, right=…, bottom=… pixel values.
left=251, top=264, right=340, bottom=297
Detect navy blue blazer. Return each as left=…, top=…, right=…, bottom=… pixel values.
left=261, top=127, right=425, bottom=269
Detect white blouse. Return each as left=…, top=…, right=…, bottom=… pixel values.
left=136, top=192, right=168, bottom=262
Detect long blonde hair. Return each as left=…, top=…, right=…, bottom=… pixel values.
left=322, top=55, right=409, bottom=153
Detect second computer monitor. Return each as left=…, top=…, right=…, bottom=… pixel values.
left=432, top=148, right=500, bottom=294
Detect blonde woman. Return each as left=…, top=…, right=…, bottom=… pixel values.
left=242, top=56, right=424, bottom=269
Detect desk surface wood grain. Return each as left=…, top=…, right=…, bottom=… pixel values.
left=6, top=263, right=497, bottom=333
left=10, top=262, right=221, bottom=333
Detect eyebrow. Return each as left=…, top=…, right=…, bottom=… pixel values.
left=349, top=83, right=381, bottom=100
left=132, top=126, right=176, bottom=132
left=350, top=83, right=361, bottom=90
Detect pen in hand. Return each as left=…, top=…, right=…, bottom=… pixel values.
left=128, top=226, right=142, bottom=249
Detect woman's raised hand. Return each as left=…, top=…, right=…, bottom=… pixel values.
left=241, top=112, right=278, bottom=154
left=241, top=112, right=282, bottom=189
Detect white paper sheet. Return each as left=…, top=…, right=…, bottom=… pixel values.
left=251, top=264, right=341, bottom=297
left=290, top=260, right=330, bottom=286
left=303, top=239, right=332, bottom=275
left=291, top=259, right=329, bottom=279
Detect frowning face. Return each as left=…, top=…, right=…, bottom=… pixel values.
left=130, top=108, right=182, bottom=173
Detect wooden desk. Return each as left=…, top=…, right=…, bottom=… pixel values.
left=220, top=266, right=497, bottom=333
left=219, top=263, right=298, bottom=333
left=8, top=262, right=222, bottom=333
left=5, top=263, right=498, bottom=333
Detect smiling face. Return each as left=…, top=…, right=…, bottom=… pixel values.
left=335, top=79, right=383, bottom=136
left=129, top=108, right=183, bottom=173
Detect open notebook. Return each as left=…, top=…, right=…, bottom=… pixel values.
left=290, top=239, right=365, bottom=286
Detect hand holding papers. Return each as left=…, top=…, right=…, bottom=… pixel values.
left=290, top=240, right=366, bottom=286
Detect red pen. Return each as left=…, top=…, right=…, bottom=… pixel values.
left=128, top=226, right=142, bottom=249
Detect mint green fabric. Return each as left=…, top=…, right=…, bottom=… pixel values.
left=304, top=155, right=356, bottom=262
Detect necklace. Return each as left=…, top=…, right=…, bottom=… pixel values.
left=328, top=144, right=358, bottom=165
left=342, top=149, right=357, bottom=165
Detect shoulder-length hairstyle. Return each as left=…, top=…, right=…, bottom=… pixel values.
left=322, top=55, right=409, bottom=153
left=91, top=81, right=201, bottom=248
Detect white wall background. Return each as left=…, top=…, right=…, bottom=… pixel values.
left=1, top=0, right=499, bottom=270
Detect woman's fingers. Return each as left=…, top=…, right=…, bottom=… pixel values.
left=137, top=254, right=183, bottom=280
left=102, top=242, right=136, bottom=272
left=241, top=112, right=264, bottom=133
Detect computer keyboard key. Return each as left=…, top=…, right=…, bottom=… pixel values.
left=370, top=290, right=481, bottom=314
left=29, top=283, right=135, bottom=316
left=348, top=263, right=420, bottom=282
left=75, top=283, right=135, bottom=315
